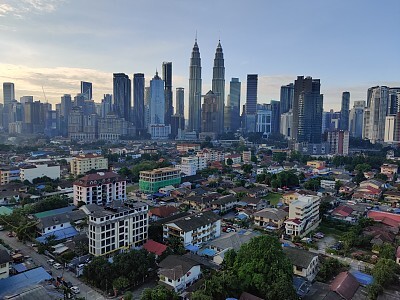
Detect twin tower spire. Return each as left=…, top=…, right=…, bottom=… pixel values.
left=188, top=39, right=225, bottom=134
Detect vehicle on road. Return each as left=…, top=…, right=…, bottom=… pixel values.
left=53, top=263, right=62, bottom=269
left=71, top=286, right=80, bottom=294
left=7, top=232, right=15, bottom=237
left=47, top=259, right=55, bottom=265
left=0, top=225, right=4, bottom=231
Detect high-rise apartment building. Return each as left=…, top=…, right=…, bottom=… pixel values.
left=340, top=92, right=350, bottom=131
left=2, top=82, right=15, bottom=106
left=70, top=154, right=108, bottom=176
left=349, top=100, right=364, bottom=138
left=133, top=73, right=145, bottom=131
left=113, top=73, right=131, bottom=122
left=80, top=81, right=92, bottom=101
left=245, top=74, right=258, bottom=132
left=188, top=39, right=202, bottom=133
left=280, top=83, right=294, bottom=114
left=363, top=86, right=389, bottom=143
left=292, top=76, right=323, bottom=144
left=327, top=130, right=349, bottom=155
left=162, top=62, right=173, bottom=126
left=201, top=91, right=219, bottom=135
left=212, top=41, right=225, bottom=135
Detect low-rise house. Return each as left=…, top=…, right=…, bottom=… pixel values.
left=36, top=209, right=86, bottom=235
left=238, top=197, right=268, bottom=211
left=158, top=255, right=201, bottom=292
left=211, top=195, right=238, bottom=214
left=283, top=247, right=319, bottom=281
left=149, top=206, right=179, bottom=221
left=306, top=161, right=326, bottom=169
left=380, top=163, right=398, bottom=181
left=363, top=171, right=375, bottom=179
left=333, top=173, right=353, bottom=183
left=253, top=208, right=288, bottom=229
left=352, top=179, right=384, bottom=201
left=320, top=180, right=335, bottom=190
left=143, top=239, right=167, bottom=257
left=0, top=246, right=11, bottom=279
left=339, top=182, right=357, bottom=195
left=163, top=211, right=221, bottom=247
left=383, top=191, right=400, bottom=204
left=282, top=190, right=317, bottom=205
left=331, top=205, right=354, bottom=220
left=367, top=210, right=400, bottom=228
left=247, top=186, right=268, bottom=198
left=330, top=271, right=360, bottom=300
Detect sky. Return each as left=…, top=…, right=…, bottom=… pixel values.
left=0, top=0, right=399, bottom=115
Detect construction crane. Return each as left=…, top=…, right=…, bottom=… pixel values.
left=41, top=85, right=48, bottom=104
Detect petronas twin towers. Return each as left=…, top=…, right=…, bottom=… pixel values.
left=188, top=39, right=225, bottom=135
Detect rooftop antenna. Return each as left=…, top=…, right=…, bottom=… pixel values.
left=195, top=30, right=197, bottom=42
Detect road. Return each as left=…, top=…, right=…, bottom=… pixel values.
left=0, top=231, right=105, bottom=300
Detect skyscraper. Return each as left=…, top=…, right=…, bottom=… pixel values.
left=227, top=78, right=241, bottom=132
left=293, top=76, right=323, bottom=144
left=149, top=71, right=165, bottom=125
left=245, top=74, right=258, bottom=132
left=74, top=93, right=85, bottom=108
left=162, top=62, right=173, bottom=126
left=133, top=73, right=145, bottom=131
left=388, top=88, right=400, bottom=115
left=176, top=87, right=184, bottom=116
left=3, top=82, right=15, bottom=106
left=340, top=91, right=350, bottom=131
left=270, top=100, right=281, bottom=134
left=201, top=91, right=219, bottom=134
left=363, top=86, right=389, bottom=143
left=349, top=100, right=364, bottom=138
left=80, top=81, right=92, bottom=101
left=188, top=39, right=202, bottom=133
left=212, top=40, right=225, bottom=134
left=113, top=73, right=131, bottom=122
left=280, top=83, right=294, bottom=114
left=101, top=94, right=113, bottom=118
left=60, top=94, right=72, bottom=117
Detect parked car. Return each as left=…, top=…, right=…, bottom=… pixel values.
left=71, top=286, right=80, bottom=294
left=47, top=259, right=55, bottom=265
left=53, top=263, right=62, bottom=269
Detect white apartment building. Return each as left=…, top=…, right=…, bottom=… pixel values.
left=176, top=143, right=201, bottom=153
left=196, top=149, right=225, bottom=163
left=163, top=211, right=221, bottom=247
left=285, top=195, right=321, bottom=237
left=20, top=164, right=60, bottom=183
left=320, top=179, right=336, bottom=190
left=0, top=247, right=11, bottom=279
left=83, top=201, right=148, bottom=256
left=242, top=151, right=252, bottom=163
left=224, top=154, right=241, bottom=165
left=175, top=156, right=207, bottom=176
left=70, top=154, right=108, bottom=176
left=73, top=171, right=126, bottom=206
left=384, top=115, right=396, bottom=143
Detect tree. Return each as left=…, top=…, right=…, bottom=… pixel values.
left=355, top=163, right=371, bottom=173
left=317, top=257, right=347, bottom=282
left=148, top=224, right=163, bottom=243
left=141, top=285, right=179, bottom=300
left=335, top=180, right=343, bottom=194
left=241, top=164, right=253, bottom=174
left=112, top=276, right=130, bottom=296
left=379, top=243, right=395, bottom=260
left=375, top=173, right=388, bottom=182
left=367, top=282, right=383, bottom=300
left=226, top=158, right=233, bottom=166
left=123, top=291, right=133, bottom=300
left=166, top=236, right=185, bottom=255
left=272, top=152, right=287, bottom=164
left=372, top=258, right=399, bottom=287
left=303, top=178, right=321, bottom=191
left=221, top=249, right=236, bottom=270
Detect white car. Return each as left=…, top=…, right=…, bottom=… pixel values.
left=71, top=286, right=80, bottom=294
left=47, top=259, right=55, bottom=265
left=53, top=263, right=62, bottom=269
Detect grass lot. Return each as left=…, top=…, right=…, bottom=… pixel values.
left=126, top=184, right=139, bottom=193
left=263, top=193, right=282, bottom=206
left=317, top=222, right=345, bottom=238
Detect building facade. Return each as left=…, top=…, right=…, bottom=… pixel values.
left=20, top=164, right=60, bottom=183
left=113, top=73, right=131, bottom=122
left=133, top=73, right=145, bottom=132
left=211, top=41, right=225, bottom=135
left=70, top=154, right=108, bottom=176
left=340, top=92, right=350, bottom=131
left=162, top=62, right=173, bottom=126
left=139, top=167, right=181, bottom=193
left=188, top=39, right=202, bottom=133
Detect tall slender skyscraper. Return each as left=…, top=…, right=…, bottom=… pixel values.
left=388, top=88, right=400, bottom=115
left=340, top=91, right=350, bottom=131
left=176, top=87, right=184, bottom=116
left=227, top=78, right=241, bottom=132
left=349, top=100, right=365, bottom=138
left=212, top=40, right=225, bottom=134
left=149, top=71, right=165, bottom=125
left=280, top=83, right=294, bottom=114
left=101, top=94, right=113, bottom=118
left=162, top=62, right=173, bottom=126
left=113, top=73, right=131, bottom=122
left=188, top=39, right=202, bottom=133
left=80, top=81, right=92, bottom=101
left=293, top=76, right=323, bottom=144
left=133, top=73, right=145, bottom=131
left=245, top=74, right=258, bottom=132
left=3, top=82, right=15, bottom=106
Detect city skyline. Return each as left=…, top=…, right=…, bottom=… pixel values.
left=0, top=0, right=399, bottom=113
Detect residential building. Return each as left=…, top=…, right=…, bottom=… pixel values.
left=224, top=154, right=241, bottom=165
left=306, top=161, right=325, bottom=169
left=83, top=201, right=148, bottom=256
left=73, top=171, right=126, bottom=206
left=143, top=239, right=167, bottom=257
left=253, top=208, right=288, bottom=229
left=162, top=211, right=221, bottom=246
left=70, top=154, right=108, bottom=176
left=212, top=40, right=225, bottom=135
left=101, top=94, right=113, bottom=118
left=188, top=39, right=202, bottom=133
left=327, top=130, right=349, bottom=155
left=340, top=92, right=350, bottom=131
left=0, top=167, right=20, bottom=185
left=201, top=90, right=220, bottom=134
left=280, top=110, right=293, bottom=139
left=0, top=247, right=11, bottom=279
left=98, top=113, right=130, bottom=141
left=363, top=86, right=389, bottom=143
left=149, top=206, right=179, bottom=221
left=320, top=180, right=336, bottom=190
left=159, top=255, right=201, bottom=292
left=196, top=148, right=224, bottom=163
left=175, top=156, right=207, bottom=176
left=244, top=74, right=258, bottom=132
left=20, top=164, right=60, bottom=183
left=36, top=210, right=86, bottom=235
left=211, top=195, right=238, bottom=214
left=380, top=163, right=398, bottom=181
left=285, top=195, right=321, bottom=237
left=139, top=167, right=181, bottom=193
left=242, top=150, right=252, bottom=163
left=384, top=115, right=396, bottom=143
left=283, top=247, right=319, bottom=281
left=349, top=100, right=365, bottom=138
left=256, top=105, right=272, bottom=135
left=176, top=143, right=201, bottom=153
left=113, top=73, right=131, bottom=122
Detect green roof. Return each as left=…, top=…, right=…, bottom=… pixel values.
left=0, top=206, right=13, bottom=216
left=33, top=206, right=74, bottom=218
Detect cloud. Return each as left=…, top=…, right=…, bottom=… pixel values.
left=0, top=0, right=63, bottom=18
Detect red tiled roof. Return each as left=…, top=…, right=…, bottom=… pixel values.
left=149, top=206, right=178, bottom=218
left=73, top=171, right=124, bottom=187
left=330, top=271, right=359, bottom=300
left=368, top=211, right=400, bottom=228
left=332, top=205, right=354, bottom=217
left=143, top=239, right=167, bottom=256
left=286, top=218, right=301, bottom=225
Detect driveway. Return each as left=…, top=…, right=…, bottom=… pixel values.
left=0, top=231, right=105, bottom=300
left=316, top=235, right=336, bottom=252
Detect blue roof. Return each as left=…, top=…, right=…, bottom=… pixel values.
left=185, top=244, right=199, bottom=252
left=37, top=184, right=46, bottom=189
left=393, top=208, right=400, bottom=214
left=350, top=270, right=373, bottom=286
left=153, top=193, right=166, bottom=197
left=199, top=248, right=216, bottom=256
left=36, top=227, right=78, bottom=243
left=13, top=263, right=28, bottom=273
left=236, top=214, right=248, bottom=220
left=0, top=267, right=52, bottom=298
